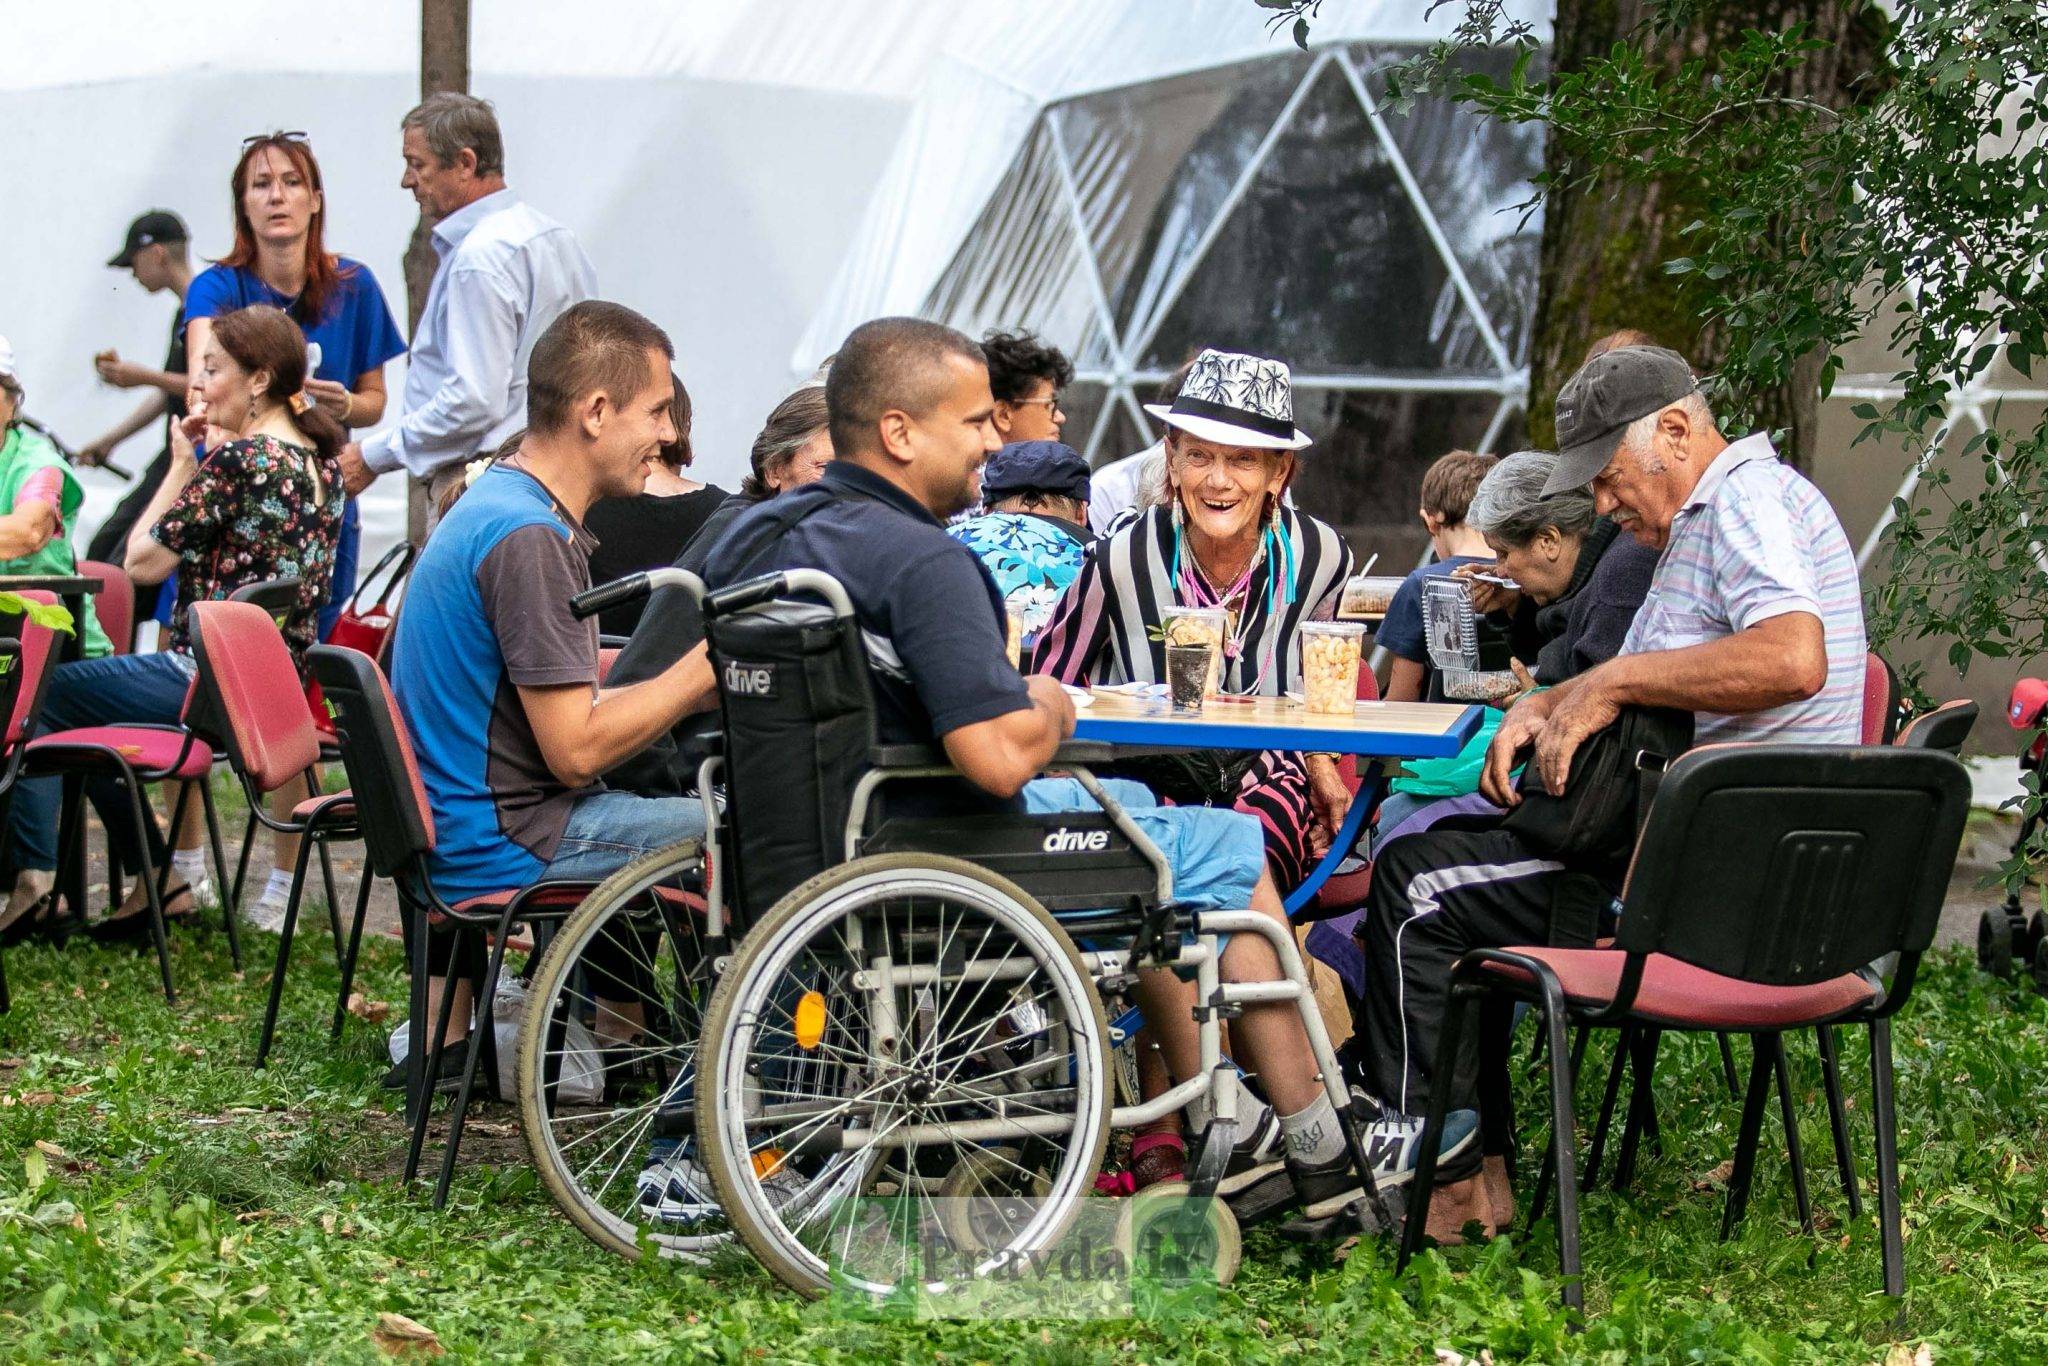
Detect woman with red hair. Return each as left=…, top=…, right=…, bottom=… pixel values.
left=184, top=131, right=405, bottom=640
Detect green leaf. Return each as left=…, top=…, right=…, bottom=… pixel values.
left=0, top=592, right=75, bottom=636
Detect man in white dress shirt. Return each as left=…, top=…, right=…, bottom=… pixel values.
left=339, top=93, right=597, bottom=512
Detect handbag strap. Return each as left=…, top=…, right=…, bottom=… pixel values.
left=344, top=541, right=416, bottom=616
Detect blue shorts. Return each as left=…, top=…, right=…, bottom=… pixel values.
left=1022, top=777, right=1263, bottom=916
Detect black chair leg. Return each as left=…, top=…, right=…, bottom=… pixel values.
left=1529, top=1019, right=1585, bottom=1227
left=120, top=774, right=177, bottom=1005
left=1869, top=1018, right=1906, bottom=1297
left=1539, top=985, right=1585, bottom=1314
left=230, top=808, right=259, bottom=916
left=1718, top=1032, right=1742, bottom=1100
left=331, top=870, right=375, bottom=1039
left=253, top=830, right=319, bottom=1068
left=199, top=782, right=241, bottom=971
left=435, top=917, right=512, bottom=1209
left=1612, top=1028, right=1662, bottom=1193
left=1399, top=981, right=1477, bottom=1268
left=1583, top=1028, right=1631, bottom=1188
left=1722, top=1034, right=1778, bottom=1239
left=1772, top=1035, right=1815, bottom=1235
left=406, top=924, right=465, bottom=1186
left=1816, top=1024, right=1862, bottom=1218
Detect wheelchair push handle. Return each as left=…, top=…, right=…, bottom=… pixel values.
left=568, top=567, right=707, bottom=621
left=703, top=568, right=856, bottom=622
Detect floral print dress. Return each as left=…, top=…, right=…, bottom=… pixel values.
left=150, top=432, right=346, bottom=664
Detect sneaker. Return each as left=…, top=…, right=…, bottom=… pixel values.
left=1213, top=1107, right=1295, bottom=1225
left=636, top=1140, right=720, bottom=1224
left=240, top=897, right=290, bottom=934
left=1286, top=1101, right=1481, bottom=1225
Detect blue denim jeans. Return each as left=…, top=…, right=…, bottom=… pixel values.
left=540, top=789, right=706, bottom=883
left=6, top=651, right=199, bottom=874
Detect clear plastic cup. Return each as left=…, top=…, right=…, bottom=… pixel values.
left=1300, top=621, right=1366, bottom=715
left=1161, top=606, right=1227, bottom=696
left=1165, top=644, right=1211, bottom=713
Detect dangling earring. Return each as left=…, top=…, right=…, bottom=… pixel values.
left=1169, top=489, right=1186, bottom=591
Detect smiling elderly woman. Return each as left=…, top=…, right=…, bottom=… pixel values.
left=1461, top=449, right=1660, bottom=686
left=1033, top=349, right=1355, bottom=891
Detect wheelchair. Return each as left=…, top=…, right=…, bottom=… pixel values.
left=515, top=565, right=1387, bottom=1298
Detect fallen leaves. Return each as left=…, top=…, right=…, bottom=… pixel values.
left=1881, top=1344, right=1934, bottom=1366
left=1693, top=1158, right=1737, bottom=1191
left=371, top=1312, right=444, bottom=1357
left=347, top=993, right=392, bottom=1024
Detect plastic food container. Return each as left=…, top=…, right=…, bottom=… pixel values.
left=1161, top=606, right=1227, bottom=697
left=1440, top=667, right=1524, bottom=706
left=1300, top=621, right=1366, bottom=714
left=1339, top=575, right=1405, bottom=619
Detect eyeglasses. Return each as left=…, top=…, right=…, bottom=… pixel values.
left=241, top=130, right=309, bottom=147
left=1012, top=393, right=1064, bottom=412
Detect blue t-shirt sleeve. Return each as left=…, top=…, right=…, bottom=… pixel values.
left=1377, top=567, right=1431, bottom=662
left=889, top=543, right=1033, bottom=737
left=182, top=266, right=245, bottom=323
left=332, top=260, right=408, bottom=380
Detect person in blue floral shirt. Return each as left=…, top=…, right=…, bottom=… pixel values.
left=949, top=440, right=1093, bottom=650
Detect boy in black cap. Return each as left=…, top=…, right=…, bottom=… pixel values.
left=948, top=439, right=1093, bottom=648
left=81, top=211, right=194, bottom=588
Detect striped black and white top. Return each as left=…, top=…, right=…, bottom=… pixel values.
left=1032, top=504, right=1356, bottom=695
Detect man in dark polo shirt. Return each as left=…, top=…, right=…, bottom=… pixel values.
left=388, top=300, right=715, bottom=1082
left=699, top=317, right=1409, bottom=1226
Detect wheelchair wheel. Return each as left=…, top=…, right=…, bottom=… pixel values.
left=1115, top=1181, right=1242, bottom=1292
left=2033, top=937, right=2048, bottom=1000
left=517, top=838, right=730, bottom=1263
left=695, top=853, right=1112, bottom=1298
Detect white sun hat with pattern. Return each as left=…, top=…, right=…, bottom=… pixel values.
left=1143, top=347, right=1312, bottom=451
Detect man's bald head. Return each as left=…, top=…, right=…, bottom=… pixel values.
left=825, top=317, right=987, bottom=459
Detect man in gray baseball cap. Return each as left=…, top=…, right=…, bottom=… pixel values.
left=1541, top=344, right=1699, bottom=497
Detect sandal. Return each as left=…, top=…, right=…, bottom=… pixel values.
left=0, top=893, right=56, bottom=949
left=85, top=884, right=197, bottom=946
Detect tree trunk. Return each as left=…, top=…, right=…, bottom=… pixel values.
left=1526, top=0, right=1887, bottom=470
left=404, top=0, right=470, bottom=543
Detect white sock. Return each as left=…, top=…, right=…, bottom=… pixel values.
left=1278, top=1091, right=1346, bottom=1166
left=1186, top=1085, right=1273, bottom=1149
left=257, top=868, right=296, bottom=908
left=171, top=849, right=208, bottom=887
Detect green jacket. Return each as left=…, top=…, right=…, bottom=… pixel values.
left=0, top=425, right=113, bottom=658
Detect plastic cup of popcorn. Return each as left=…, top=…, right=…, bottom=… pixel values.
left=1301, top=621, right=1366, bottom=715
left=1161, top=607, right=1227, bottom=696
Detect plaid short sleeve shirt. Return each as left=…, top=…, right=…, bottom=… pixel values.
left=1619, top=433, right=1867, bottom=743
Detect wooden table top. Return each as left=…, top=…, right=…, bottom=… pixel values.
left=0, top=574, right=102, bottom=594
left=1072, top=687, right=1482, bottom=760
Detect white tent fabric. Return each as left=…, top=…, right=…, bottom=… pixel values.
left=3, top=0, right=1543, bottom=570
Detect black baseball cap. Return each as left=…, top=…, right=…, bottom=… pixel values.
left=1543, top=345, right=1699, bottom=495
left=981, top=440, right=1091, bottom=504
left=108, top=210, right=189, bottom=268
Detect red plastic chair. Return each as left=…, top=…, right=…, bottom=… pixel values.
left=23, top=659, right=236, bottom=1003
left=76, top=560, right=135, bottom=656
left=308, top=644, right=607, bottom=1208
left=188, top=601, right=367, bottom=1067
left=1398, top=744, right=1970, bottom=1311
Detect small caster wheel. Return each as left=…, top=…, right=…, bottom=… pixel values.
left=1980, top=904, right=2026, bottom=976
left=1116, top=1181, right=1242, bottom=1294
left=2032, top=938, right=2048, bottom=1000
left=2025, top=909, right=2048, bottom=963
left=936, top=1147, right=1052, bottom=1253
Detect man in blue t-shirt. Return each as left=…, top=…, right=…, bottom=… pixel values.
left=698, top=317, right=1430, bottom=1226
left=388, top=301, right=714, bottom=1085
left=1378, top=450, right=1501, bottom=703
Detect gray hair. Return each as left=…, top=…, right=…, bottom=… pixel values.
left=401, top=92, right=505, bottom=178
left=1621, top=389, right=1716, bottom=454
left=1467, top=450, right=1600, bottom=547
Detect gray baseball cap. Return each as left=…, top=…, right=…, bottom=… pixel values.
left=1542, top=345, right=1698, bottom=495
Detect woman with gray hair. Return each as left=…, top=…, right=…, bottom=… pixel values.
left=1459, top=448, right=1661, bottom=685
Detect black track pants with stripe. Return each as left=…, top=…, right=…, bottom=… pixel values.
left=1354, top=827, right=1565, bottom=1120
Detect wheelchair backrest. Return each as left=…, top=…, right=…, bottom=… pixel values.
left=703, top=580, right=877, bottom=918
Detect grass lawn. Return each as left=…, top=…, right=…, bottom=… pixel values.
left=1, top=919, right=2045, bottom=1363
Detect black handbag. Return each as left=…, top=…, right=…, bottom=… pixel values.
left=1500, top=704, right=1694, bottom=880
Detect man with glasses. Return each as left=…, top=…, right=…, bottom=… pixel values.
left=981, top=329, right=1073, bottom=444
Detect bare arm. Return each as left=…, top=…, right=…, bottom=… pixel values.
left=78, top=390, right=169, bottom=464
left=307, top=368, right=388, bottom=429
left=1382, top=656, right=1426, bottom=704
left=122, top=416, right=203, bottom=584
left=942, top=675, right=1075, bottom=799
left=518, top=642, right=717, bottom=789
left=0, top=505, right=61, bottom=560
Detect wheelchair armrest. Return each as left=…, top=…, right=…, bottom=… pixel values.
left=870, top=742, right=949, bottom=770
left=680, top=728, right=725, bottom=766
left=869, top=739, right=1116, bottom=772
